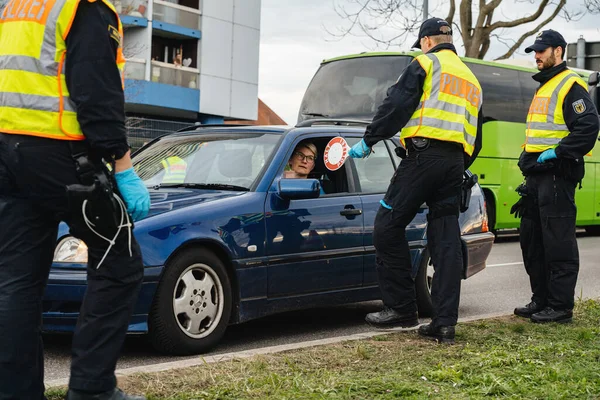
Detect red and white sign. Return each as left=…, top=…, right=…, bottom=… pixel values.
left=324, top=137, right=349, bottom=171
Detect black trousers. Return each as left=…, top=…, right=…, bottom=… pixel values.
left=372, top=139, right=464, bottom=327
left=519, top=172, right=579, bottom=311
left=0, top=134, right=143, bottom=399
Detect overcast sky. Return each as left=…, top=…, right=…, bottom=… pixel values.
left=257, top=0, right=600, bottom=125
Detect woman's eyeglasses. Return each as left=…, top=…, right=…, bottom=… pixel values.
left=293, top=151, right=316, bottom=163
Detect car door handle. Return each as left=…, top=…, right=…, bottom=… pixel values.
left=340, top=208, right=362, bottom=216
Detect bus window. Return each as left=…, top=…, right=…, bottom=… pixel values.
left=298, top=56, right=411, bottom=123
left=466, top=63, right=525, bottom=123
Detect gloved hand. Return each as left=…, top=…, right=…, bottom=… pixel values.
left=510, top=198, right=524, bottom=219
left=537, top=148, right=557, bottom=163
left=348, top=139, right=371, bottom=159
left=380, top=199, right=392, bottom=210
left=115, top=167, right=150, bottom=221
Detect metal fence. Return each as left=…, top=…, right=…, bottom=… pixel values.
left=126, top=116, right=196, bottom=150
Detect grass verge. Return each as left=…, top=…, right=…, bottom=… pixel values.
left=47, top=299, right=600, bottom=399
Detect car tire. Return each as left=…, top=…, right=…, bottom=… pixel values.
left=148, top=248, right=232, bottom=355
left=415, top=250, right=433, bottom=318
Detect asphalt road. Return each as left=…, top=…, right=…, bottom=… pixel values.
left=43, top=234, right=600, bottom=383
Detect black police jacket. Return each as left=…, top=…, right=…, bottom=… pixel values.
left=362, top=43, right=484, bottom=169
left=518, top=62, right=600, bottom=181
left=64, top=0, right=130, bottom=161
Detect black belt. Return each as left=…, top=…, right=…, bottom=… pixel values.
left=406, top=137, right=463, bottom=152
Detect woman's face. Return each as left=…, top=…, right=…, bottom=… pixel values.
left=289, top=146, right=316, bottom=177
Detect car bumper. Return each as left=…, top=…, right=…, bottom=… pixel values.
left=42, top=265, right=163, bottom=333
left=462, top=232, right=495, bottom=279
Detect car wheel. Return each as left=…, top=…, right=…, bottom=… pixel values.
left=148, top=248, right=232, bottom=355
left=415, top=251, right=433, bottom=317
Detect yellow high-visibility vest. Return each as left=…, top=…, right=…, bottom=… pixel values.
left=0, top=0, right=126, bottom=140
left=161, top=156, right=187, bottom=184
left=525, top=69, right=591, bottom=155
left=400, top=50, right=482, bottom=156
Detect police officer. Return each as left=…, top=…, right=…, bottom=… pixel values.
left=161, top=155, right=188, bottom=184
left=0, top=0, right=150, bottom=398
left=512, top=30, right=599, bottom=323
left=348, top=17, right=483, bottom=344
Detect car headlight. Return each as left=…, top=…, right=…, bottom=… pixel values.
left=54, top=237, right=88, bottom=263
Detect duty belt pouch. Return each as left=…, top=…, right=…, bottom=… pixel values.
left=66, top=144, right=120, bottom=235
left=460, top=173, right=478, bottom=213
left=411, top=137, right=430, bottom=151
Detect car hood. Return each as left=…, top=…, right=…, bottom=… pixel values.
left=146, top=188, right=247, bottom=217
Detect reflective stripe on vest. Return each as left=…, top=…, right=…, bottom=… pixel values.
left=161, top=157, right=187, bottom=184
left=525, top=69, right=590, bottom=155
left=399, top=51, right=482, bottom=156
left=0, top=0, right=125, bottom=140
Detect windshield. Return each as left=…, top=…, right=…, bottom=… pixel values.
left=133, top=132, right=280, bottom=190
left=298, top=55, right=411, bottom=123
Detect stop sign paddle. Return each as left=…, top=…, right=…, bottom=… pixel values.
left=323, top=137, right=350, bottom=171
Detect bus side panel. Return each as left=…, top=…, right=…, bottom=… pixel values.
left=469, top=121, right=523, bottom=230
left=595, top=163, right=600, bottom=225
left=576, top=140, right=600, bottom=226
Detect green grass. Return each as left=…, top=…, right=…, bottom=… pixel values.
left=47, top=299, right=600, bottom=399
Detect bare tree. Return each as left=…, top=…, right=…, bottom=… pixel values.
left=330, top=0, right=592, bottom=60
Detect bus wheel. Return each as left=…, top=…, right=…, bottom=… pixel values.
left=585, top=226, right=600, bottom=236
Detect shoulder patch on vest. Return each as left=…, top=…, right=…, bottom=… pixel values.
left=108, top=25, right=120, bottom=44
left=572, top=99, right=586, bottom=114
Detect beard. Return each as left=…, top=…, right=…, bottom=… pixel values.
left=537, top=51, right=557, bottom=70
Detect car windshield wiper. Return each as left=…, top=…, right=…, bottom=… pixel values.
left=301, top=111, right=330, bottom=118
left=153, top=183, right=249, bottom=191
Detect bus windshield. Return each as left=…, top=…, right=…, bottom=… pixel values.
left=298, top=56, right=411, bottom=123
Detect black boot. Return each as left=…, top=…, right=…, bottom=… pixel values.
left=66, top=388, right=146, bottom=400
left=418, top=323, right=455, bottom=344
left=530, top=307, right=573, bottom=324
left=514, top=301, right=545, bottom=318
left=365, top=307, right=419, bottom=329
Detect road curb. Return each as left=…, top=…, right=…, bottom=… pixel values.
left=45, top=310, right=513, bottom=389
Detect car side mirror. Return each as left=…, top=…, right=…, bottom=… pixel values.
left=278, top=178, right=321, bottom=199
left=589, top=71, right=599, bottom=87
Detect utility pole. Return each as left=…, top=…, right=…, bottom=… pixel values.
left=423, top=0, right=428, bottom=21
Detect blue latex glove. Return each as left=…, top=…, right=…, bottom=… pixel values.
left=348, top=139, right=371, bottom=158
left=380, top=199, right=392, bottom=210
left=537, top=148, right=557, bottom=163
left=115, top=167, right=150, bottom=221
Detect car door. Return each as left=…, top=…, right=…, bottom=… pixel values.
left=265, top=134, right=364, bottom=298
left=347, top=138, right=428, bottom=286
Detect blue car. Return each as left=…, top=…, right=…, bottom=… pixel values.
left=45, top=122, right=495, bottom=355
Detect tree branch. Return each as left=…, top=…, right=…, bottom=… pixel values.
left=446, top=0, right=456, bottom=26
left=488, top=0, right=558, bottom=30
left=494, top=0, right=566, bottom=60
left=585, top=0, right=600, bottom=12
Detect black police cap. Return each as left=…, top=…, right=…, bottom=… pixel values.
left=412, top=17, right=452, bottom=49
left=525, top=30, right=567, bottom=53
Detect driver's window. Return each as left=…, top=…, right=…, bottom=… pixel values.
left=281, top=138, right=354, bottom=196
left=347, top=139, right=395, bottom=193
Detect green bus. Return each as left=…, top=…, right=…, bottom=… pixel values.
left=298, top=51, right=600, bottom=234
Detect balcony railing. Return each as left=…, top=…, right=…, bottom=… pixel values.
left=152, top=0, right=201, bottom=31
left=124, top=58, right=146, bottom=80
left=151, top=60, right=199, bottom=89
left=114, top=0, right=148, bottom=18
